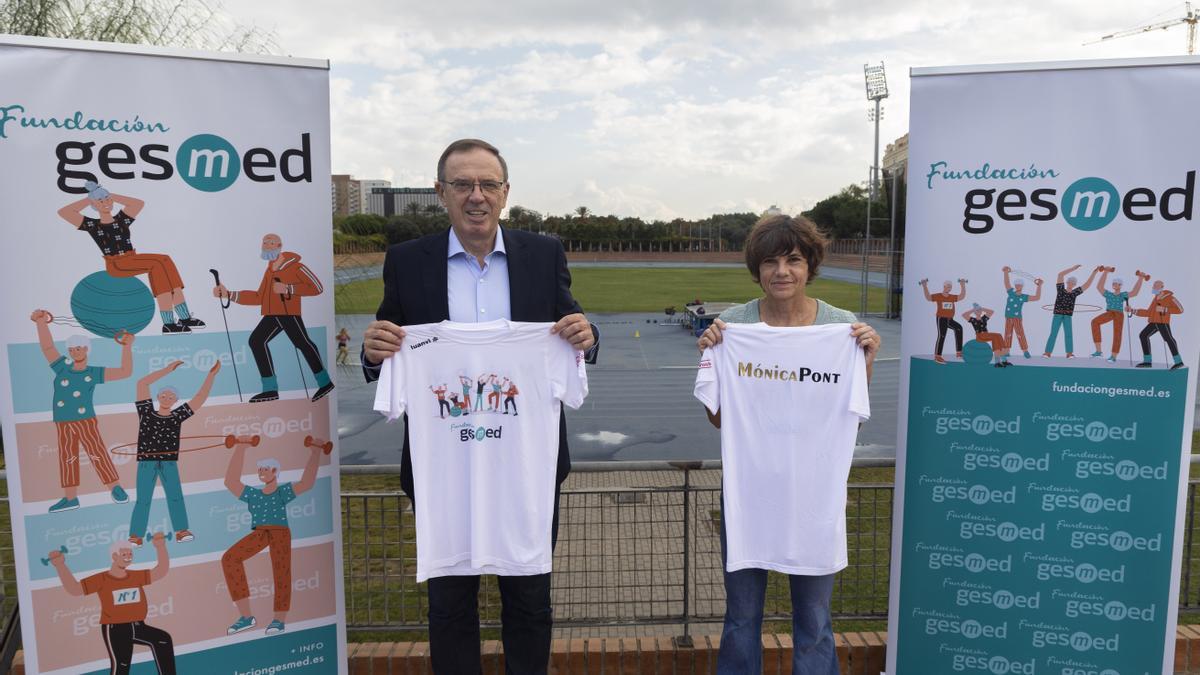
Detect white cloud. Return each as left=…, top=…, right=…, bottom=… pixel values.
left=224, top=1, right=1197, bottom=218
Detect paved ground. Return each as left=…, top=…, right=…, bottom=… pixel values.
left=333, top=309, right=901, bottom=465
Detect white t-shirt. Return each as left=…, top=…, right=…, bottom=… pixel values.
left=694, top=322, right=870, bottom=575
left=373, top=319, right=588, bottom=581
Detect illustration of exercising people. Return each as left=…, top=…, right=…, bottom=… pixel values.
left=1090, top=267, right=1149, bottom=362
left=488, top=374, right=502, bottom=411
left=919, top=278, right=967, bottom=364
left=963, top=304, right=1010, bottom=367
left=1001, top=266, right=1042, bottom=359
left=32, top=309, right=132, bottom=513
left=1043, top=264, right=1101, bottom=358
left=49, top=534, right=175, bottom=674
left=128, top=359, right=221, bottom=546
left=1133, top=279, right=1185, bottom=369
left=502, top=378, right=519, bottom=416
left=431, top=384, right=451, bottom=418
left=221, top=437, right=325, bottom=636
left=212, top=234, right=333, bottom=404
left=457, top=375, right=473, bottom=414
left=58, top=182, right=203, bottom=334
left=474, top=374, right=487, bottom=412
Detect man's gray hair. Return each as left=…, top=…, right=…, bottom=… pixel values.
left=257, top=458, right=281, bottom=473
left=66, top=335, right=90, bottom=349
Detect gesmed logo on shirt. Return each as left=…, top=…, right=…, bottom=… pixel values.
left=452, top=422, right=504, bottom=443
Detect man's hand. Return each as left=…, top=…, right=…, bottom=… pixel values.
left=212, top=284, right=229, bottom=300
left=272, top=281, right=288, bottom=295
left=363, top=320, right=406, bottom=365
left=152, top=532, right=167, bottom=549
left=209, top=360, right=222, bottom=374
left=551, top=313, right=595, bottom=352
left=30, top=309, right=51, bottom=324
left=1002, top=266, right=1011, bottom=273
left=165, top=360, right=184, bottom=373
left=697, top=318, right=727, bottom=353
left=116, top=331, right=135, bottom=346
left=48, top=549, right=66, bottom=566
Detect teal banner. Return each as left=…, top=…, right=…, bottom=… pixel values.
left=894, top=358, right=1187, bottom=675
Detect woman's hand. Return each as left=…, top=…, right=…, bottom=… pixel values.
left=697, top=318, right=727, bottom=353
left=850, top=322, right=881, bottom=372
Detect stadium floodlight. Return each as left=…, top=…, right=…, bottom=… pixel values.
left=864, top=62, right=888, bottom=101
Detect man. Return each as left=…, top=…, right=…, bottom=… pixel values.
left=361, top=138, right=597, bottom=673
left=221, top=437, right=325, bottom=636
left=1001, top=266, right=1042, bottom=359
left=918, top=278, right=967, bottom=364
left=1043, top=264, right=1101, bottom=358
left=31, top=309, right=132, bottom=513
left=212, top=234, right=334, bottom=403
left=128, top=359, right=221, bottom=546
left=1133, top=279, right=1185, bottom=369
left=49, top=534, right=175, bottom=674
left=1090, top=267, right=1148, bottom=362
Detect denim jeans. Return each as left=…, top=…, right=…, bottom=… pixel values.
left=1045, top=314, right=1074, bottom=354
left=717, top=515, right=839, bottom=674
left=129, top=460, right=188, bottom=536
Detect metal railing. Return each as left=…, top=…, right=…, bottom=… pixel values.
left=1, top=460, right=1199, bottom=661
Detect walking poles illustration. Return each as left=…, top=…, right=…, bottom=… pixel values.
left=210, top=268, right=244, bottom=402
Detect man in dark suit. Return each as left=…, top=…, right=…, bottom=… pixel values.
left=361, top=138, right=596, bottom=674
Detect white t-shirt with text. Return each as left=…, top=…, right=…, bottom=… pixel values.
left=373, top=319, right=588, bottom=581
left=694, top=322, right=870, bottom=575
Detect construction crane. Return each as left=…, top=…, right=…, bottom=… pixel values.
left=1084, top=2, right=1199, bottom=54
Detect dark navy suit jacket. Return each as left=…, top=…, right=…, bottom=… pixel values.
left=363, top=227, right=589, bottom=500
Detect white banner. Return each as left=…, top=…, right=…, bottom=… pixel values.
left=0, top=36, right=344, bottom=674
left=888, top=57, right=1200, bottom=675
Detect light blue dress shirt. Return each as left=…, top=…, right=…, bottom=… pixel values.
left=447, top=227, right=512, bottom=322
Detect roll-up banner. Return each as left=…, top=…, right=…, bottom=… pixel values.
left=887, top=57, right=1200, bottom=675
left=0, top=36, right=345, bottom=673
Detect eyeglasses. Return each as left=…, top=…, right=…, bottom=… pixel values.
left=444, top=179, right=506, bottom=195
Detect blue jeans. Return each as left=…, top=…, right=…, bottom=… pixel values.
left=1045, top=314, right=1074, bottom=354
left=718, top=516, right=839, bottom=674
left=129, top=460, right=188, bottom=536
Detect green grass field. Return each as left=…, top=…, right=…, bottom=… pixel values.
left=336, top=267, right=887, bottom=315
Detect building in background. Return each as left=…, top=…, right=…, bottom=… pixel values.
left=367, top=187, right=443, bottom=217
left=357, top=179, right=391, bottom=214
left=881, top=133, right=908, bottom=180
left=331, top=174, right=360, bottom=217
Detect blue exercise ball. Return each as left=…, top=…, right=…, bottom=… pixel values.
left=69, top=272, right=155, bottom=338
left=962, top=340, right=994, bottom=366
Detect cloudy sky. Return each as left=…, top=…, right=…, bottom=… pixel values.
left=228, top=1, right=1194, bottom=220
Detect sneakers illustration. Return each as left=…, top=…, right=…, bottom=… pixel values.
left=933, top=355, right=946, bottom=364
left=1090, top=351, right=1103, bottom=357
left=311, top=382, right=335, bottom=403
left=1107, top=356, right=1117, bottom=363
left=129, top=535, right=144, bottom=547
left=179, top=317, right=206, bottom=329
left=250, top=390, right=279, bottom=403
left=175, top=529, right=194, bottom=543
left=1135, top=362, right=1153, bottom=368
left=48, top=497, right=79, bottom=513
left=1171, top=361, right=1186, bottom=370
left=227, top=616, right=256, bottom=635
left=161, top=322, right=191, bottom=334
left=1023, top=351, right=1031, bottom=359
left=111, top=485, right=129, bottom=503
left=265, top=620, right=286, bottom=635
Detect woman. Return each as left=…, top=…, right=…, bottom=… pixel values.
left=697, top=214, right=879, bottom=674
left=58, top=181, right=203, bottom=334
left=962, top=303, right=1010, bottom=367
left=336, top=328, right=351, bottom=365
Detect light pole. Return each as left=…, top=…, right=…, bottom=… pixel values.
left=861, top=62, right=889, bottom=315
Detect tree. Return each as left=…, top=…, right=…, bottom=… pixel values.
left=0, top=0, right=277, bottom=53
left=574, top=206, right=591, bottom=220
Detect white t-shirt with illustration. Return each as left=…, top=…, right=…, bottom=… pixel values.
left=373, top=319, right=588, bottom=581
left=694, top=322, right=870, bottom=575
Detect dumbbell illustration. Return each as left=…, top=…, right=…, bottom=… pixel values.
left=304, top=435, right=334, bottom=455
left=224, top=434, right=261, bottom=448
left=143, top=531, right=174, bottom=542
left=40, top=545, right=68, bottom=566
